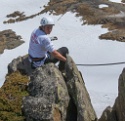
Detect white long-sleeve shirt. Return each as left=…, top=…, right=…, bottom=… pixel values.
left=28, top=28, right=55, bottom=67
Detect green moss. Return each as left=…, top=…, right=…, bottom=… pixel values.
left=0, top=111, right=24, bottom=121
left=0, top=71, right=29, bottom=121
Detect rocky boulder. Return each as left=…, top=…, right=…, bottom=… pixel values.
left=65, top=55, right=97, bottom=121
left=8, top=54, right=33, bottom=76
left=7, top=54, right=125, bottom=121
left=22, top=55, right=97, bottom=121
left=22, top=63, right=71, bottom=121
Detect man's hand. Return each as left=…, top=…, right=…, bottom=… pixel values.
left=52, top=50, right=66, bottom=62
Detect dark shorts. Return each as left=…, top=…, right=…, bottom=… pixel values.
left=44, top=47, right=69, bottom=70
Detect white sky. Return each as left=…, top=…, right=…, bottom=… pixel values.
left=0, top=0, right=125, bottom=118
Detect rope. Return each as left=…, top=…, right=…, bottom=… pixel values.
left=76, top=61, right=125, bottom=67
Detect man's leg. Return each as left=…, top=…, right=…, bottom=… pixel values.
left=57, top=47, right=69, bottom=71
left=44, top=47, right=69, bottom=70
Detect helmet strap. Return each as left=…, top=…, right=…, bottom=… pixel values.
left=39, top=26, right=47, bottom=34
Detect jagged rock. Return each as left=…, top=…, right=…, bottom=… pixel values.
left=98, top=106, right=117, bottom=121
left=22, top=55, right=97, bottom=121
left=8, top=55, right=33, bottom=75
left=99, top=68, right=125, bottom=121
left=113, top=68, right=125, bottom=121
left=65, top=55, right=97, bottom=121
left=22, top=63, right=72, bottom=121
left=6, top=52, right=125, bottom=121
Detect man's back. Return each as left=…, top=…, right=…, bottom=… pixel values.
left=28, top=28, right=54, bottom=58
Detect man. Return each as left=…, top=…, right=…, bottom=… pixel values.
left=28, top=16, right=69, bottom=70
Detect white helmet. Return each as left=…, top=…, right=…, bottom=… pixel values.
left=40, top=16, right=55, bottom=26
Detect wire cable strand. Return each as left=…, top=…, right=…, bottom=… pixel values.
left=76, top=61, right=125, bottom=67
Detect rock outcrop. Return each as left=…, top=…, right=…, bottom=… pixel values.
left=0, top=71, right=29, bottom=121
left=0, top=29, right=24, bottom=54
left=7, top=54, right=33, bottom=76
left=22, top=63, right=71, bottom=121
left=65, top=55, right=97, bottom=121
left=99, top=68, right=125, bottom=121
left=2, top=53, right=125, bottom=121
left=21, top=55, right=97, bottom=121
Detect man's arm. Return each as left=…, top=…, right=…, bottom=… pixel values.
left=51, top=50, right=66, bottom=62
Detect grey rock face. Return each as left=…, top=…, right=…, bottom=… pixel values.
left=8, top=55, right=97, bottom=121
left=8, top=55, right=33, bottom=75
left=22, top=63, right=71, bottom=121
left=8, top=54, right=125, bottom=121
left=65, top=55, right=97, bottom=121
left=99, top=106, right=117, bottom=121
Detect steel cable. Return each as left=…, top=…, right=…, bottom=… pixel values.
left=76, top=61, right=125, bottom=67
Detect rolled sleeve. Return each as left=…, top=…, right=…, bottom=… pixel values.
left=43, top=37, right=55, bottom=52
